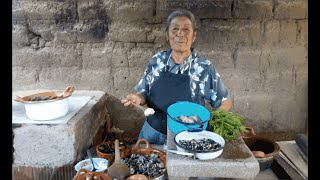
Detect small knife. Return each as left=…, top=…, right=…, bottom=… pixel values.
left=167, top=149, right=195, bottom=157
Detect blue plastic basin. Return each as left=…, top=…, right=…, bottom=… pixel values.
left=167, top=101, right=210, bottom=134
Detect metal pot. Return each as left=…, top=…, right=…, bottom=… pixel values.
left=108, top=139, right=167, bottom=180
left=14, top=86, right=75, bottom=120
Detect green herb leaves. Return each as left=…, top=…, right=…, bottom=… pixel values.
left=208, top=110, right=248, bottom=142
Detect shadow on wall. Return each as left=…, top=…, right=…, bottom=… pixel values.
left=105, top=93, right=145, bottom=139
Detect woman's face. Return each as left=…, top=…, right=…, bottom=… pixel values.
left=168, top=16, right=196, bottom=54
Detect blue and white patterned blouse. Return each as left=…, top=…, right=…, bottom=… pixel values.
left=134, top=48, right=230, bottom=109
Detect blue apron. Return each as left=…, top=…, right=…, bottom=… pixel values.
left=138, top=58, right=194, bottom=144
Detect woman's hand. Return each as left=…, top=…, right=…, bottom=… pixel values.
left=216, top=99, right=232, bottom=111
left=121, top=93, right=146, bottom=106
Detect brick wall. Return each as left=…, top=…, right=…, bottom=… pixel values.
left=12, top=0, right=308, bottom=134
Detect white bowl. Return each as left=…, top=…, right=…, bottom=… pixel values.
left=75, top=158, right=108, bottom=172
left=174, top=130, right=225, bottom=160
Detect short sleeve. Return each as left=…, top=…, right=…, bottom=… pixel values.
left=205, top=64, right=230, bottom=109
left=134, top=51, right=166, bottom=97
left=134, top=63, right=152, bottom=97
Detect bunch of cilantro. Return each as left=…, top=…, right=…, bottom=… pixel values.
left=208, top=110, right=248, bottom=142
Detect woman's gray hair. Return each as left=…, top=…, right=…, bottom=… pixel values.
left=165, top=9, right=198, bottom=32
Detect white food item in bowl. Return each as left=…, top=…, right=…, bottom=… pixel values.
left=75, top=158, right=108, bottom=172
left=174, top=130, right=225, bottom=160
left=144, top=108, right=155, bottom=116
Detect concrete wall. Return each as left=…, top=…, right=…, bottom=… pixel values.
left=12, top=0, right=308, bottom=135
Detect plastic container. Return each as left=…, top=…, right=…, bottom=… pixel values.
left=167, top=101, right=210, bottom=134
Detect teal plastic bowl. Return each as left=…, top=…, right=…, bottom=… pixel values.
left=167, top=101, right=210, bottom=134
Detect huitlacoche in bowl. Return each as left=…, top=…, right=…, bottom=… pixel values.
left=174, top=130, right=225, bottom=160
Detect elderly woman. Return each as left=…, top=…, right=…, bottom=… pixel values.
left=121, top=9, right=232, bottom=144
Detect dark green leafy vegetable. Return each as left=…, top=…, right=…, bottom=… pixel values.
left=208, top=110, right=248, bottom=142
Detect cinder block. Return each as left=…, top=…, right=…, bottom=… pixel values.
left=146, top=24, right=166, bottom=45
left=50, top=47, right=82, bottom=68
left=108, top=22, right=150, bottom=42
left=54, top=31, right=78, bottom=44
left=128, top=47, right=155, bottom=68
left=75, top=21, right=106, bottom=43
left=233, top=0, right=273, bottom=19
left=262, top=20, right=280, bottom=46
left=77, top=0, right=107, bottom=20
left=12, top=47, right=51, bottom=68
left=12, top=90, right=107, bottom=167
left=106, top=0, right=154, bottom=22
left=82, top=45, right=113, bottom=70
left=12, top=67, right=38, bottom=90
left=198, top=19, right=261, bottom=50
left=12, top=24, right=30, bottom=48
left=296, top=20, right=307, bottom=46
left=113, top=67, right=130, bottom=91
left=12, top=9, right=27, bottom=22
left=279, top=20, right=298, bottom=47
left=127, top=67, right=145, bottom=89
left=274, top=0, right=308, bottom=19
left=79, top=69, right=113, bottom=91
left=111, top=44, right=130, bottom=68
left=156, top=0, right=232, bottom=20
left=23, top=1, right=77, bottom=20
left=196, top=49, right=234, bottom=69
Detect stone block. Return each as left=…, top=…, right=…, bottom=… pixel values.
left=198, top=19, right=261, bottom=50
left=233, top=94, right=272, bottom=128
left=77, top=0, right=107, bottom=20
left=196, top=49, right=234, bottom=69
left=78, top=69, right=113, bottom=91
left=113, top=67, right=130, bottom=91
left=127, top=67, right=146, bottom=90
left=75, top=21, right=106, bottom=43
left=108, top=22, right=151, bottom=43
left=110, top=46, right=129, bottom=69
left=82, top=45, right=113, bottom=70
left=128, top=47, right=155, bottom=68
left=146, top=25, right=166, bottom=45
left=36, top=67, right=82, bottom=89
left=296, top=20, right=307, bottom=47
left=23, top=1, right=77, bottom=20
left=12, top=67, right=38, bottom=90
left=236, top=48, right=262, bottom=71
left=233, top=0, right=273, bottom=19
left=12, top=24, right=30, bottom=48
left=279, top=20, right=298, bottom=47
left=274, top=0, right=308, bottom=19
left=12, top=90, right=107, bottom=167
left=156, top=0, right=232, bottom=20
left=12, top=47, right=52, bottom=68
left=12, top=9, right=27, bottom=22
left=25, top=20, right=57, bottom=42
left=262, top=20, right=280, bottom=46
left=49, top=47, right=82, bottom=68
left=106, top=0, right=154, bottom=22
left=54, top=31, right=78, bottom=44
left=266, top=46, right=307, bottom=69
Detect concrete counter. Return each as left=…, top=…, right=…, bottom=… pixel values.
left=12, top=90, right=111, bottom=179
left=166, top=129, right=260, bottom=179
